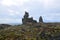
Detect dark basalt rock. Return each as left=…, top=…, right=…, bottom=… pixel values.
left=39, top=16, right=43, bottom=23
left=22, top=11, right=38, bottom=24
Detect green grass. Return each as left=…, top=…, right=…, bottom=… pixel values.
left=0, top=24, right=60, bottom=40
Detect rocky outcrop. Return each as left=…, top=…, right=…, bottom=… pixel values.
left=22, top=11, right=37, bottom=24
left=39, top=16, right=43, bottom=23
left=0, top=24, right=11, bottom=29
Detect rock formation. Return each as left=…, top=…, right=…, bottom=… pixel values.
left=22, top=11, right=37, bottom=24
left=39, top=16, right=43, bottom=23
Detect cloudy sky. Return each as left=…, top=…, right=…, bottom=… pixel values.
left=0, top=0, right=60, bottom=24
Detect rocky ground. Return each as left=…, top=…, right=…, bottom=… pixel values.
left=0, top=24, right=60, bottom=40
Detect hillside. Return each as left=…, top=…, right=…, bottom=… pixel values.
left=0, top=12, right=60, bottom=40
left=0, top=24, right=60, bottom=40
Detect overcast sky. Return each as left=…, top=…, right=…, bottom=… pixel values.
left=0, top=0, right=60, bottom=24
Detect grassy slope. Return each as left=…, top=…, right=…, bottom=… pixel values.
left=0, top=25, right=60, bottom=40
